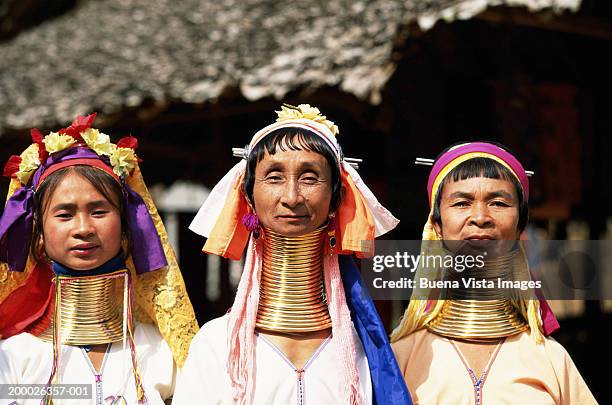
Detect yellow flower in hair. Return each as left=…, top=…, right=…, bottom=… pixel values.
left=81, top=128, right=117, bottom=156
left=295, top=104, right=324, bottom=120
left=276, top=104, right=339, bottom=136
left=110, top=147, right=137, bottom=177
left=324, top=120, right=339, bottom=136
left=43, top=132, right=76, bottom=154
left=16, top=144, right=41, bottom=184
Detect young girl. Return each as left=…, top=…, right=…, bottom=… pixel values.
left=0, top=114, right=198, bottom=404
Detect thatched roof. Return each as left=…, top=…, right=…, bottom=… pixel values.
left=0, top=0, right=580, bottom=134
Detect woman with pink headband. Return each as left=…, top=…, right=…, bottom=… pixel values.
left=391, top=142, right=596, bottom=404
left=173, top=105, right=411, bottom=405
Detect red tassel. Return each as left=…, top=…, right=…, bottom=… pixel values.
left=3, top=155, right=22, bottom=178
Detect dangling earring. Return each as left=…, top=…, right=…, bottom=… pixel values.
left=242, top=212, right=261, bottom=239
left=327, top=213, right=337, bottom=249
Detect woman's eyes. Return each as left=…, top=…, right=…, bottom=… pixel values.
left=263, top=174, right=320, bottom=183
left=450, top=201, right=469, bottom=207
left=491, top=201, right=511, bottom=207
left=264, top=175, right=283, bottom=183
left=450, top=200, right=511, bottom=207
left=301, top=175, right=319, bottom=183
left=54, top=210, right=109, bottom=218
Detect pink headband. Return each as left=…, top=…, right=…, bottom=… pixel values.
left=426, top=142, right=530, bottom=203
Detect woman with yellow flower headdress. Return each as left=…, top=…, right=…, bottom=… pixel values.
left=0, top=114, right=198, bottom=404
left=173, top=105, right=411, bottom=405
left=391, top=142, right=596, bottom=404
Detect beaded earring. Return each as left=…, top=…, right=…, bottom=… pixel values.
left=242, top=212, right=261, bottom=239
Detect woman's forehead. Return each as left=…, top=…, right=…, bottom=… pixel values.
left=46, top=172, right=102, bottom=200
left=43, top=170, right=120, bottom=210
left=441, top=176, right=518, bottom=197
left=257, top=148, right=330, bottom=169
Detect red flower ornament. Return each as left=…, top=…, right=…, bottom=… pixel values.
left=3, top=155, right=22, bottom=178
left=59, top=112, right=97, bottom=142
left=117, top=135, right=138, bottom=150
left=30, top=128, right=48, bottom=162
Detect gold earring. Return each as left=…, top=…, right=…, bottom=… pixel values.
left=327, top=213, right=337, bottom=249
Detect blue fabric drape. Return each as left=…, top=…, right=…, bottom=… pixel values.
left=339, top=255, right=412, bottom=405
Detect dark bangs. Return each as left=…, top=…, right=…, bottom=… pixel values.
left=441, top=157, right=518, bottom=187
left=252, top=128, right=336, bottom=161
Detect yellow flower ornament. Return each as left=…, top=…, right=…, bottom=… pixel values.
left=15, top=144, right=42, bottom=185
left=110, top=147, right=138, bottom=178
left=3, top=113, right=140, bottom=186
left=81, top=128, right=117, bottom=157
left=43, top=132, right=76, bottom=154
left=276, top=104, right=339, bottom=136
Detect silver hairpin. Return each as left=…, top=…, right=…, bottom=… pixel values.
left=232, top=148, right=244, bottom=158
left=415, top=157, right=435, bottom=166
left=232, top=146, right=249, bottom=160
left=344, top=157, right=362, bottom=170
left=415, top=157, right=535, bottom=176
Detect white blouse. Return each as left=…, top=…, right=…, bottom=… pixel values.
left=173, top=314, right=372, bottom=405
left=0, top=323, right=175, bottom=405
